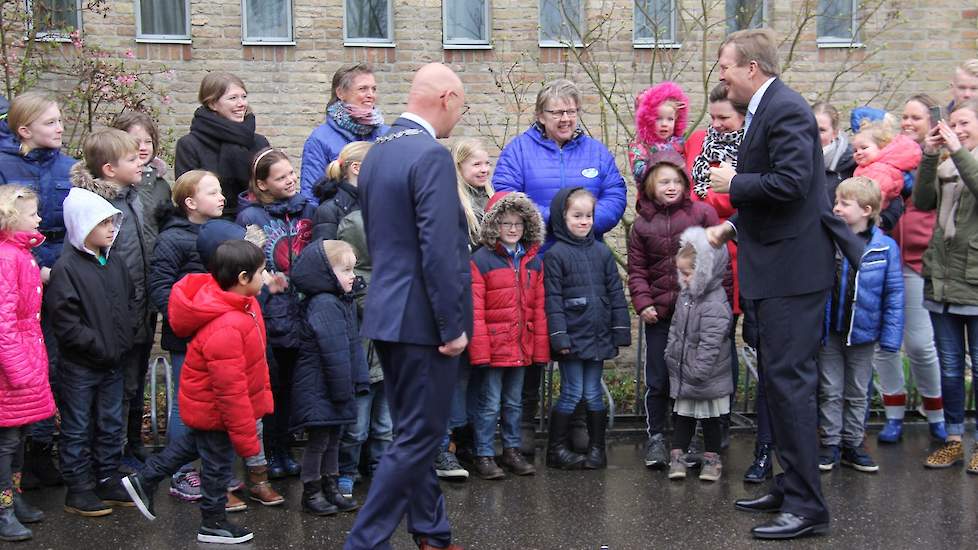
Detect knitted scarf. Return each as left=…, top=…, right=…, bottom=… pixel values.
left=328, top=101, right=384, bottom=137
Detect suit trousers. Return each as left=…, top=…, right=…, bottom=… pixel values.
left=742, top=290, right=830, bottom=523
left=344, top=341, right=459, bottom=550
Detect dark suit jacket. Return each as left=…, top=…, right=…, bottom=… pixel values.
left=729, top=78, right=862, bottom=300
left=358, top=118, right=473, bottom=346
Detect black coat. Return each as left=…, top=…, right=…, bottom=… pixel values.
left=46, top=246, right=134, bottom=370
left=174, top=107, right=270, bottom=216
left=312, top=178, right=359, bottom=241
left=289, top=239, right=370, bottom=430
left=544, top=186, right=630, bottom=361
left=149, top=206, right=205, bottom=352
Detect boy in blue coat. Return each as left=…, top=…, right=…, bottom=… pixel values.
left=818, top=176, right=904, bottom=474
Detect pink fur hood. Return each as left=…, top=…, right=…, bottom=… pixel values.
left=635, top=81, right=689, bottom=145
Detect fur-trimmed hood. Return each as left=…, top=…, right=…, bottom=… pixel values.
left=677, top=226, right=728, bottom=299
left=69, top=161, right=125, bottom=200
left=635, top=81, right=689, bottom=145
left=479, top=191, right=545, bottom=248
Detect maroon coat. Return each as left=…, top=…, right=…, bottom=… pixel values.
left=627, top=192, right=718, bottom=322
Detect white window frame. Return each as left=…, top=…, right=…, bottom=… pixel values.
left=633, top=0, right=680, bottom=49
left=135, top=0, right=192, bottom=44
left=539, top=0, right=584, bottom=48
left=27, top=0, right=82, bottom=42
left=343, top=0, right=395, bottom=47
left=241, top=0, right=295, bottom=46
left=443, top=0, right=492, bottom=50
left=725, top=0, right=766, bottom=34
left=817, top=0, right=864, bottom=48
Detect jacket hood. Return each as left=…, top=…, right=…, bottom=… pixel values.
left=70, top=161, right=125, bottom=200
left=196, top=219, right=246, bottom=267
left=850, top=106, right=887, bottom=133
left=678, top=226, right=728, bottom=298
left=62, top=186, right=123, bottom=258
left=635, top=81, right=689, bottom=145
left=480, top=191, right=545, bottom=248
left=526, top=123, right=586, bottom=152
left=548, top=186, right=593, bottom=245
left=631, top=145, right=689, bottom=191
left=313, top=177, right=358, bottom=204
left=636, top=183, right=693, bottom=221
left=872, top=133, right=923, bottom=173
left=168, top=273, right=256, bottom=337
left=237, top=190, right=310, bottom=218
left=291, top=237, right=342, bottom=297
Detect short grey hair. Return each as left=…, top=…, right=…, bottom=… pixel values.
left=329, top=64, right=374, bottom=106
left=535, top=79, right=581, bottom=116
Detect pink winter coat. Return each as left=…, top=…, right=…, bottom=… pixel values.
left=854, top=134, right=922, bottom=208
left=0, top=231, right=55, bottom=428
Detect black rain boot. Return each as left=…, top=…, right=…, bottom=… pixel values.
left=26, top=440, right=61, bottom=487
left=453, top=424, right=476, bottom=466
left=520, top=404, right=539, bottom=457
left=0, top=498, right=31, bottom=542
left=546, top=411, right=586, bottom=470
left=719, top=413, right=731, bottom=451
left=584, top=410, right=608, bottom=470
left=301, top=481, right=337, bottom=516
left=743, top=443, right=774, bottom=483
left=569, top=401, right=589, bottom=454
left=12, top=488, right=43, bottom=524
left=322, top=476, right=358, bottom=512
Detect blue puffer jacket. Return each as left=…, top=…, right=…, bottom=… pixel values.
left=0, top=121, right=75, bottom=268
left=544, top=186, right=631, bottom=360
left=289, top=237, right=370, bottom=430
left=236, top=192, right=316, bottom=349
left=149, top=205, right=205, bottom=352
left=824, top=226, right=904, bottom=351
left=493, top=124, right=627, bottom=242
left=299, top=117, right=387, bottom=205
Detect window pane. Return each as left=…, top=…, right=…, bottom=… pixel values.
left=634, top=0, right=673, bottom=42
left=139, top=0, right=188, bottom=37
left=244, top=0, right=291, bottom=40
left=540, top=0, right=582, bottom=44
left=346, top=0, right=390, bottom=40
left=33, top=0, right=77, bottom=31
left=726, top=0, right=763, bottom=34
left=818, top=0, right=854, bottom=40
left=446, top=0, right=487, bottom=42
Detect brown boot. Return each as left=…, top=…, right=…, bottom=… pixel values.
left=225, top=491, right=247, bottom=513
left=499, top=447, right=536, bottom=476
left=247, top=465, right=284, bottom=506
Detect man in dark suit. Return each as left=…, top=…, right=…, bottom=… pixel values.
left=344, top=63, right=471, bottom=550
left=706, top=28, right=861, bottom=541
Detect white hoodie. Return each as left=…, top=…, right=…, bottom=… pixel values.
left=62, top=187, right=123, bottom=259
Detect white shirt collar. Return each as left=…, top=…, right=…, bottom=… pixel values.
left=400, top=112, right=436, bottom=138
left=747, top=77, right=777, bottom=119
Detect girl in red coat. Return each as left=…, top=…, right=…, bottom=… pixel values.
left=852, top=120, right=922, bottom=208
left=0, top=185, right=54, bottom=542
left=626, top=147, right=719, bottom=470
left=123, top=240, right=274, bottom=545
left=469, top=192, right=548, bottom=479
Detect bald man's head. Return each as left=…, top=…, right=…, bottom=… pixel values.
left=406, top=63, right=465, bottom=138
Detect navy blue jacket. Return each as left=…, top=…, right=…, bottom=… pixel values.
left=359, top=118, right=471, bottom=345
left=544, top=186, right=631, bottom=360
left=312, top=178, right=359, bottom=241
left=289, top=239, right=370, bottom=429
left=730, top=79, right=863, bottom=299
left=149, top=205, right=205, bottom=352
left=0, top=121, right=75, bottom=268
left=235, top=192, right=316, bottom=349
left=824, top=226, right=905, bottom=351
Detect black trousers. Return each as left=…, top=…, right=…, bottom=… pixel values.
left=742, top=290, right=830, bottom=523
left=141, top=429, right=234, bottom=521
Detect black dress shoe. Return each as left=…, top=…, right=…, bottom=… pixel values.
left=751, top=512, right=829, bottom=540
left=734, top=492, right=783, bottom=513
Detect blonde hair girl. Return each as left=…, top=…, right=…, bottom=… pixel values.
left=451, top=138, right=494, bottom=248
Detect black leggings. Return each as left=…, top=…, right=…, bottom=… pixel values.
left=672, top=414, right=722, bottom=454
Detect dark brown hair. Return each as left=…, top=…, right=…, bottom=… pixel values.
left=249, top=148, right=291, bottom=204
left=111, top=111, right=160, bottom=159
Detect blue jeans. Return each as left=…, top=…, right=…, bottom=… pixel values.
left=58, top=362, right=124, bottom=491
left=474, top=368, right=525, bottom=456
left=555, top=359, right=605, bottom=414
left=339, top=381, right=393, bottom=478
left=140, top=429, right=234, bottom=521
left=930, top=310, right=978, bottom=436
left=167, top=352, right=194, bottom=474
left=441, top=363, right=482, bottom=451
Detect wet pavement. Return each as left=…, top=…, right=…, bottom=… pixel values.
left=14, top=424, right=978, bottom=549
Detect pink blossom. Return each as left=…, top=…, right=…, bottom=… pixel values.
left=161, top=95, right=173, bottom=105
left=124, top=49, right=135, bottom=59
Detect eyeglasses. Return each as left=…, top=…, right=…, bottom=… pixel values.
left=543, top=109, right=579, bottom=119
left=501, top=222, right=524, bottom=230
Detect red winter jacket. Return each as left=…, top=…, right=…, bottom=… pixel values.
left=168, top=273, right=274, bottom=457
left=627, top=192, right=719, bottom=322
left=854, top=134, right=922, bottom=207
left=0, top=232, right=55, bottom=428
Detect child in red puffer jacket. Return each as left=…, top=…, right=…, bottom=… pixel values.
left=0, top=185, right=55, bottom=542
left=122, top=240, right=274, bottom=545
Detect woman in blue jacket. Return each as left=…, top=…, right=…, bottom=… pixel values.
left=300, top=64, right=388, bottom=205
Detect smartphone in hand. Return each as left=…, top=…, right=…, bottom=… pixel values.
left=929, top=105, right=943, bottom=128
